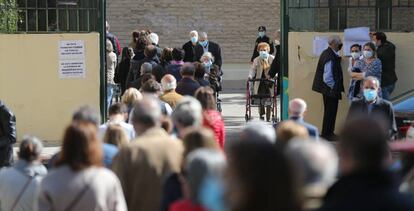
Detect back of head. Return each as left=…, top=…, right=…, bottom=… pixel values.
left=340, top=115, right=389, bottom=172
left=140, top=62, right=153, bottom=75
left=147, top=32, right=159, bottom=45
left=241, top=120, right=276, bottom=144
left=19, top=136, right=43, bottom=162
left=180, top=62, right=196, bottom=77
left=286, top=139, right=338, bottom=187
left=140, top=73, right=156, bottom=86
left=161, top=74, right=177, bottom=91
left=194, top=62, right=205, bottom=78
left=141, top=79, right=161, bottom=94
left=144, top=44, right=157, bottom=58
left=161, top=47, right=173, bottom=63
left=172, top=48, right=185, bottom=61
left=183, top=128, right=218, bottom=158
left=131, top=96, right=162, bottom=128
left=185, top=149, right=226, bottom=204
left=172, top=96, right=202, bottom=128
left=136, top=36, right=148, bottom=51
left=121, top=88, right=143, bottom=106
left=276, top=120, right=309, bottom=148
left=194, top=87, right=216, bottom=110
left=72, top=105, right=100, bottom=127
left=289, top=98, right=307, bottom=117
left=227, top=138, right=302, bottom=211
left=108, top=103, right=128, bottom=116
left=374, top=32, right=387, bottom=43
left=103, top=124, right=129, bottom=148
left=57, top=123, right=103, bottom=171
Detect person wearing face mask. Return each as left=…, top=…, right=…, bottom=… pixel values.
left=347, top=44, right=362, bottom=101
left=349, top=42, right=382, bottom=99
left=248, top=42, right=275, bottom=121
left=312, top=35, right=344, bottom=141
left=194, top=32, right=222, bottom=70
left=183, top=30, right=199, bottom=62
left=200, top=52, right=221, bottom=92
left=250, top=26, right=275, bottom=63
left=347, top=76, right=397, bottom=138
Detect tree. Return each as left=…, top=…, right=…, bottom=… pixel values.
left=0, top=0, right=17, bottom=33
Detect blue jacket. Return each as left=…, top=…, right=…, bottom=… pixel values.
left=290, top=116, right=319, bottom=139
left=176, top=77, right=201, bottom=96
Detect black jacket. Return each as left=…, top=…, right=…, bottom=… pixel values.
left=0, top=101, right=16, bottom=167
left=347, top=97, right=397, bottom=137
left=269, top=44, right=281, bottom=93
left=251, top=35, right=275, bottom=62
left=176, top=77, right=201, bottom=96
left=319, top=170, right=414, bottom=211
left=312, top=47, right=344, bottom=99
left=377, top=41, right=397, bottom=87
left=126, top=56, right=160, bottom=87
left=182, top=41, right=197, bottom=62
left=195, top=41, right=222, bottom=69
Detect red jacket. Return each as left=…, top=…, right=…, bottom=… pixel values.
left=202, top=110, right=225, bottom=150
left=169, top=200, right=206, bottom=211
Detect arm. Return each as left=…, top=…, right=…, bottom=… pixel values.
left=269, top=40, right=275, bottom=55
left=389, top=103, right=398, bottom=138
left=323, top=61, right=335, bottom=89
left=215, top=44, right=222, bottom=68
left=251, top=39, right=258, bottom=62
left=0, top=108, right=16, bottom=148
left=248, top=59, right=258, bottom=79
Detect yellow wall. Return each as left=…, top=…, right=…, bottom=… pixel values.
left=288, top=32, right=414, bottom=133
left=0, top=33, right=101, bottom=142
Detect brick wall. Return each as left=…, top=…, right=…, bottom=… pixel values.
left=107, top=0, right=280, bottom=63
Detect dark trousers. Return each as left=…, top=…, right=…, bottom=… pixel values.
left=322, top=94, right=339, bottom=137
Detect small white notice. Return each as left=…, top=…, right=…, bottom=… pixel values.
left=58, top=40, right=86, bottom=78
left=313, top=36, right=330, bottom=57
left=59, top=60, right=85, bottom=78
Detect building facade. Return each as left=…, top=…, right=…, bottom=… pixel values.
left=107, top=0, right=281, bottom=63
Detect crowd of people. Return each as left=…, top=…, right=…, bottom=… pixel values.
left=0, top=23, right=411, bottom=211
left=1, top=93, right=414, bottom=210
left=312, top=32, right=397, bottom=140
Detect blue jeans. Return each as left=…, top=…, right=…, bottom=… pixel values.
left=381, top=83, right=396, bottom=101
left=107, top=84, right=114, bottom=108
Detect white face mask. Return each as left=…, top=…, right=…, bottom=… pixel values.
left=351, top=52, right=361, bottom=59
left=363, top=50, right=373, bottom=59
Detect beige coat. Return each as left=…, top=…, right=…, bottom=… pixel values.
left=112, top=128, right=183, bottom=211
left=160, top=90, right=183, bottom=109
left=249, top=55, right=275, bottom=95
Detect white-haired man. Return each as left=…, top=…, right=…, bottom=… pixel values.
left=347, top=76, right=397, bottom=138
left=171, top=96, right=203, bottom=138
left=289, top=98, right=319, bottom=138
left=195, top=32, right=222, bottom=69
left=160, top=74, right=183, bottom=109
left=183, top=30, right=199, bottom=62
left=312, top=35, right=344, bottom=141
left=148, top=32, right=162, bottom=58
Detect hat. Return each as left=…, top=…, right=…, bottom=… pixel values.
left=258, top=26, right=266, bottom=32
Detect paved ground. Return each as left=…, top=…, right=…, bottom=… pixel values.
left=14, top=63, right=261, bottom=158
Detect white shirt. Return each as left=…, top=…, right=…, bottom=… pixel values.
left=99, top=121, right=135, bottom=141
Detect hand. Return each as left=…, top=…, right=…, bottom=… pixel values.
left=351, top=72, right=364, bottom=80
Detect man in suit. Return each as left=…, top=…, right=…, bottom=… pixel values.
left=112, top=96, right=183, bottom=211
left=195, top=32, right=222, bottom=70
left=182, top=30, right=199, bottom=62
left=312, top=35, right=344, bottom=141
left=288, top=98, right=319, bottom=139
left=0, top=100, right=16, bottom=168
left=176, top=63, right=201, bottom=96
left=347, top=76, right=397, bottom=138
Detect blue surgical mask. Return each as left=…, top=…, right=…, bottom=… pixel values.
left=203, top=60, right=212, bottom=68
left=363, top=89, right=377, bottom=101
left=363, top=50, right=373, bottom=59
left=258, top=31, right=265, bottom=38
left=199, top=40, right=208, bottom=47
left=191, top=36, right=198, bottom=43
left=259, top=50, right=269, bottom=59
left=199, top=175, right=227, bottom=211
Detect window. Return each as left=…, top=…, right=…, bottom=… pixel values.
left=288, top=0, right=414, bottom=32
left=1, top=0, right=100, bottom=33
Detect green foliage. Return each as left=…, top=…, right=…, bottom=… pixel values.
left=0, top=0, right=17, bottom=33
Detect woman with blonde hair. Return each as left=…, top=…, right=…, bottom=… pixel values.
left=248, top=42, right=275, bottom=121
left=102, top=124, right=129, bottom=167
left=121, top=88, right=143, bottom=122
